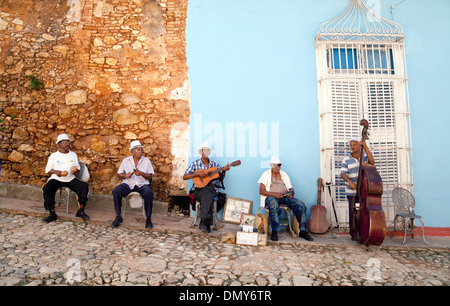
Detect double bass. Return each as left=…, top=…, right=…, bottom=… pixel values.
left=352, top=119, right=386, bottom=246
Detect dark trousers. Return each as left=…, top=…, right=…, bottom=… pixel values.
left=192, top=186, right=217, bottom=225
left=43, top=178, right=89, bottom=211
left=347, top=195, right=356, bottom=237
left=112, top=183, right=153, bottom=218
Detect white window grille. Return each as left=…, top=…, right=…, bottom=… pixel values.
left=315, top=0, right=413, bottom=229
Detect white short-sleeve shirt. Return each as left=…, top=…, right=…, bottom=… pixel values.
left=117, top=156, right=155, bottom=189
left=45, top=151, right=80, bottom=182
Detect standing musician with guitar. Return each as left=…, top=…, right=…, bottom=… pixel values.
left=183, top=142, right=231, bottom=233
left=340, top=137, right=375, bottom=239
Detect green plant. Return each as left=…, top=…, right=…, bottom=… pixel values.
left=27, top=75, right=45, bottom=91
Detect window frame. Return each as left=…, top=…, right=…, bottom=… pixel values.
left=315, top=41, right=413, bottom=229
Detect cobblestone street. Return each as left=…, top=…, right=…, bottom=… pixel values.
left=1, top=213, right=449, bottom=287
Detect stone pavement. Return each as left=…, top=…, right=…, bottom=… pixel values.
left=0, top=196, right=449, bottom=286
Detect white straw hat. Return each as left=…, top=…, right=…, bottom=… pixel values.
left=56, top=133, right=71, bottom=144
left=129, top=140, right=143, bottom=150
left=269, top=156, right=282, bottom=167
left=348, top=137, right=361, bottom=144
left=197, top=142, right=211, bottom=155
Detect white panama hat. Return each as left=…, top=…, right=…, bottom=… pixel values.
left=269, top=156, right=282, bottom=167
left=348, top=137, right=361, bottom=144
left=197, top=142, right=212, bottom=155
left=56, top=133, right=71, bottom=144
left=129, top=140, right=143, bottom=150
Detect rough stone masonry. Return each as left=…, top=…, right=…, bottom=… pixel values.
left=0, top=0, right=190, bottom=200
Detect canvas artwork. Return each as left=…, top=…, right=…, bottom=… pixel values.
left=222, top=197, right=253, bottom=224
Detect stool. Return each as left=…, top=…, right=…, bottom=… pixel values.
left=190, top=196, right=222, bottom=230
left=264, top=205, right=297, bottom=238
left=123, top=192, right=146, bottom=218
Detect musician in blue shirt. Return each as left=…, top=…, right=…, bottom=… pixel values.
left=183, top=142, right=230, bottom=233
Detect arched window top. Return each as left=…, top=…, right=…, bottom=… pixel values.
left=316, top=0, right=404, bottom=43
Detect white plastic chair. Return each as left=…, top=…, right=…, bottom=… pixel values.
left=122, top=192, right=146, bottom=218
left=57, top=159, right=89, bottom=213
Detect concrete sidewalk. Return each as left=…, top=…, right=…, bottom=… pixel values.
left=1, top=195, right=448, bottom=250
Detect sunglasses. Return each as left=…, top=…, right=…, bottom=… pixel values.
left=271, top=163, right=282, bottom=168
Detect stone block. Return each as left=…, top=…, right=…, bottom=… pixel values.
left=65, top=90, right=88, bottom=105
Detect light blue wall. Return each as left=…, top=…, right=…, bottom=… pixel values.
left=392, top=0, right=450, bottom=227
left=186, top=0, right=450, bottom=227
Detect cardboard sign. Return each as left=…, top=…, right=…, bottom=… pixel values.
left=236, top=232, right=259, bottom=246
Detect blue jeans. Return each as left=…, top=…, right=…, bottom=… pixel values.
left=265, top=196, right=307, bottom=232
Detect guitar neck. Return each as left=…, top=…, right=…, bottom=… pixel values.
left=317, top=178, right=322, bottom=206
left=210, top=162, right=239, bottom=174
left=199, top=161, right=240, bottom=180
left=209, top=167, right=226, bottom=175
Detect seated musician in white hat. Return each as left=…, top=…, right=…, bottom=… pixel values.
left=258, top=156, right=313, bottom=242
left=183, top=142, right=230, bottom=233
left=42, top=133, right=90, bottom=222
left=112, top=140, right=155, bottom=228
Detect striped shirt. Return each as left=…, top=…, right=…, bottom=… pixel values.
left=185, top=158, right=221, bottom=190
left=340, top=154, right=368, bottom=196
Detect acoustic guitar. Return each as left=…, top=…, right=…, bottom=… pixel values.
left=307, top=178, right=329, bottom=234
left=192, top=160, right=241, bottom=188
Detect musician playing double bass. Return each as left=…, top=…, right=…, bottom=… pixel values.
left=340, top=137, right=375, bottom=239
left=183, top=142, right=230, bottom=234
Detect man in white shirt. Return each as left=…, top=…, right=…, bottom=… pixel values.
left=112, top=140, right=154, bottom=228
left=258, top=156, right=313, bottom=242
left=42, top=133, right=90, bottom=222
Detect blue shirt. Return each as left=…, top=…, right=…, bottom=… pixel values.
left=185, top=158, right=221, bottom=190
left=340, top=154, right=368, bottom=196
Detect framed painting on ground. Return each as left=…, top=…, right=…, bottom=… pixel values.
left=222, top=196, right=253, bottom=224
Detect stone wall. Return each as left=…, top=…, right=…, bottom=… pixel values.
left=0, top=0, right=190, bottom=200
